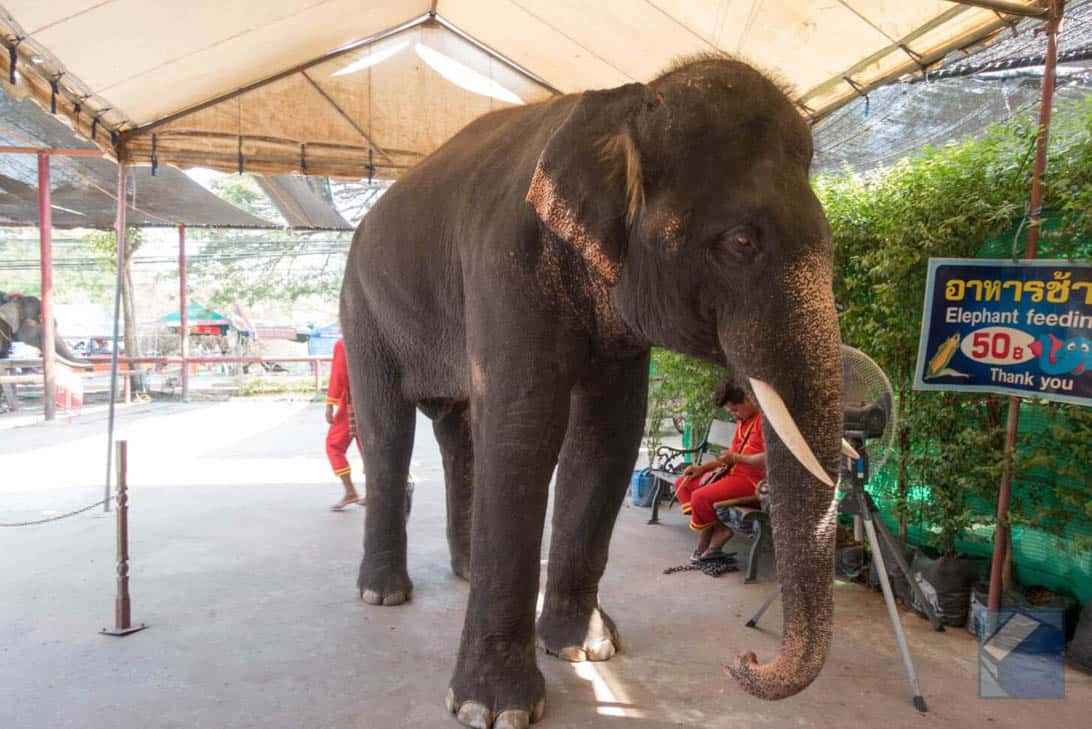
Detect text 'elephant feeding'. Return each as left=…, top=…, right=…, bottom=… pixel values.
left=340, top=55, right=843, bottom=728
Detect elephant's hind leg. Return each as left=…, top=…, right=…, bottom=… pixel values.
left=537, top=352, right=649, bottom=663
left=430, top=401, right=474, bottom=580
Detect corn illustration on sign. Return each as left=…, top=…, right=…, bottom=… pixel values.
left=914, top=259, right=1092, bottom=406
left=925, top=333, right=965, bottom=379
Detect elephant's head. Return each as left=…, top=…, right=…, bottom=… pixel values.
left=0, top=292, right=89, bottom=366
left=528, top=56, right=842, bottom=699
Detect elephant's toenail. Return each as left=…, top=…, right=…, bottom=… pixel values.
left=558, top=646, right=586, bottom=662
left=587, top=639, right=616, bottom=661
left=382, top=590, right=408, bottom=606
left=456, top=701, right=492, bottom=729
left=361, top=590, right=382, bottom=605
left=494, top=709, right=530, bottom=729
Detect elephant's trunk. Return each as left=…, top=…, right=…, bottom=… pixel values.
left=725, top=264, right=843, bottom=699
left=52, top=331, right=91, bottom=369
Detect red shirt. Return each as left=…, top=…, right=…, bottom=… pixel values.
left=326, top=339, right=350, bottom=409
left=728, top=411, right=766, bottom=484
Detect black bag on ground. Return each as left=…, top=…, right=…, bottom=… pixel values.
left=910, top=554, right=986, bottom=627
left=1023, top=585, right=1082, bottom=643
left=836, top=545, right=866, bottom=581
left=1070, top=602, right=1092, bottom=674
left=967, top=581, right=1026, bottom=638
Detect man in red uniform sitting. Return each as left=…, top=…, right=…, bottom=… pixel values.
left=674, top=382, right=766, bottom=561
left=326, top=338, right=365, bottom=511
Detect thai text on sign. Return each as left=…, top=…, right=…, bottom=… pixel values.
left=914, top=259, right=1092, bottom=406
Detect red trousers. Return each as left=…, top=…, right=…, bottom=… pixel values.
left=675, top=471, right=760, bottom=531
left=326, top=410, right=359, bottom=477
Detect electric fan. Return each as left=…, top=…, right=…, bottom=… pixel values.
left=841, top=344, right=897, bottom=473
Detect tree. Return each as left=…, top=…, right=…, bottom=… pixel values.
left=83, top=226, right=145, bottom=388
left=180, top=174, right=391, bottom=315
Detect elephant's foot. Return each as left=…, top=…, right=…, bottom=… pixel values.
left=536, top=602, right=619, bottom=662
left=448, top=535, right=471, bottom=581
left=357, top=557, right=413, bottom=606
left=447, top=644, right=545, bottom=729
left=451, top=556, right=471, bottom=582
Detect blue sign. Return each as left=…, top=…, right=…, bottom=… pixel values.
left=978, top=608, right=1065, bottom=699
left=915, top=259, right=1092, bottom=405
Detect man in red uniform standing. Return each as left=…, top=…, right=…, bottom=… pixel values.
left=674, top=382, right=766, bottom=561
left=326, top=338, right=365, bottom=511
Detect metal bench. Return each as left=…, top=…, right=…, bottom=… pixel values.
left=715, top=481, right=772, bottom=583
left=645, top=418, right=736, bottom=525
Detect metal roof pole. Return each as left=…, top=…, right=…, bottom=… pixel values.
left=36, top=151, right=55, bottom=421
left=179, top=224, right=189, bottom=402
left=988, top=0, right=1063, bottom=614
left=945, top=0, right=1049, bottom=17
left=104, top=157, right=127, bottom=512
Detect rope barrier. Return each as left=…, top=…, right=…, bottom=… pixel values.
left=0, top=497, right=108, bottom=527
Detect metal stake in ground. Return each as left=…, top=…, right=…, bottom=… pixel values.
left=101, top=440, right=147, bottom=636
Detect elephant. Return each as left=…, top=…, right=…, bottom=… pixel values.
left=340, top=55, right=843, bottom=728
left=0, top=291, right=88, bottom=366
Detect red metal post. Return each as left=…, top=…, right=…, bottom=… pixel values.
left=101, top=440, right=147, bottom=636
left=179, top=224, right=190, bottom=401
left=37, top=152, right=56, bottom=421
left=115, top=440, right=130, bottom=629
left=313, top=359, right=321, bottom=396
left=989, top=2, right=1062, bottom=614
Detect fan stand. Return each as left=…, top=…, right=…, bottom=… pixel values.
left=744, top=437, right=938, bottom=713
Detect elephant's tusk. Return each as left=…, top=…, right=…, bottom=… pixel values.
left=841, top=438, right=860, bottom=461
left=748, top=377, right=834, bottom=486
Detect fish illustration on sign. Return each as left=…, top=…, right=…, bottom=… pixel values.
left=1029, top=334, right=1092, bottom=375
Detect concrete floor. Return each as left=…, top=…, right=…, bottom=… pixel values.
left=1, top=399, right=1089, bottom=729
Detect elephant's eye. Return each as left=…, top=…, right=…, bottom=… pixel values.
left=726, top=230, right=754, bottom=249
left=1067, top=342, right=1076, bottom=351
left=713, top=225, right=760, bottom=261
left=1081, top=343, right=1090, bottom=352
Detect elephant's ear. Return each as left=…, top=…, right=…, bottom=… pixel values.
left=526, top=83, right=649, bottom=286
left=0, top=301, right=19, bottom=336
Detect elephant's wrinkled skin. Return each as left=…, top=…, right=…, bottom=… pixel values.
left=340, top=56, right=843, bottom=728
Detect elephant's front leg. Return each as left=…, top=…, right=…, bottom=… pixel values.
left=537, top=352, right=648, bottom=663
left=447, top=378, right=574, bottom=729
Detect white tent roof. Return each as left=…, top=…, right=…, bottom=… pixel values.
left=0, top=1, right=1051, bottom=178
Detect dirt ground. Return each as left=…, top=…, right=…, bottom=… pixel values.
left=2, top=399, right=1089, bottom=728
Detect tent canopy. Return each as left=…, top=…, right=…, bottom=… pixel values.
left=0, top=89, right=353, bottom=229
left=0, top=1, right=1052, bottom=178
left=813, top=0, right=1092, bottom=177
left=158, top=303, right=229, bottom=327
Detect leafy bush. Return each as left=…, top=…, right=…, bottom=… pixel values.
left=816, top=96, right=1092, bottom=557
left=644, top=349, right=729, bottom=463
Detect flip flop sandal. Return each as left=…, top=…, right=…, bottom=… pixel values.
left=699, top=548, right=738, bottom=563
left=689, top=549, right=704, bottom=564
